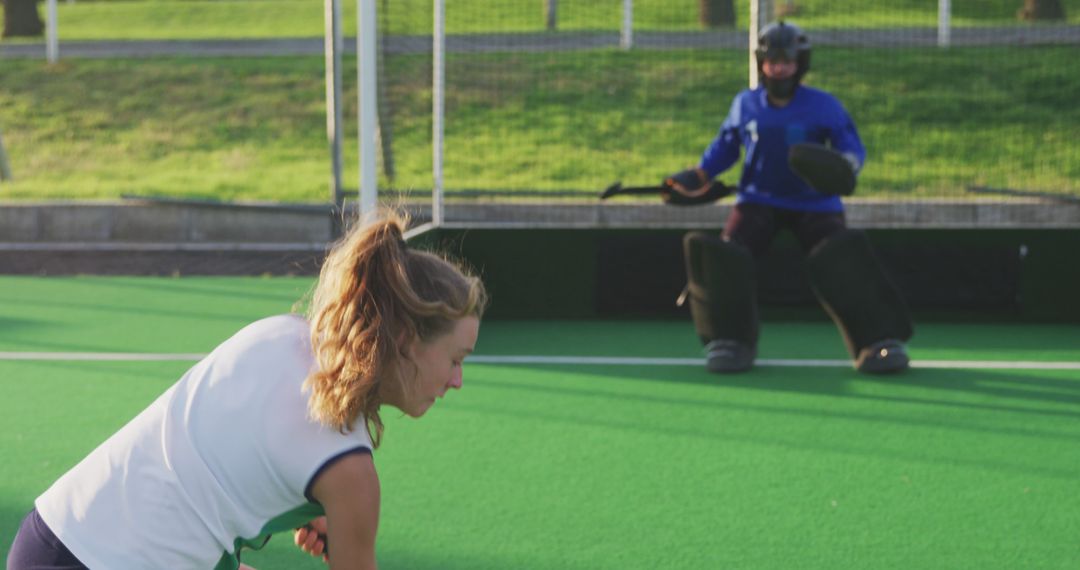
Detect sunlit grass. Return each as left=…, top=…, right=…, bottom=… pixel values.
left=1, top=45, right=1076, bottom=201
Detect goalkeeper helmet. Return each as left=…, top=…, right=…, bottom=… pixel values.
left=755, top=21, right=811, bottom=100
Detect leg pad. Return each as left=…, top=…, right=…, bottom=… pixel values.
left=806, top=230, right=914, bottom=358
left=683, top=232, right=759, bottom=349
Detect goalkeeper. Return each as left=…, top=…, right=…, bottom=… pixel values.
left=669, top=21, right=913, bottom=374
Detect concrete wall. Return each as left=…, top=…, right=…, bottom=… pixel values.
left=0, top=201, right=337, bottom=244
left=1, top=201, right=1077, bottom=322
left=431, top=227, right=1080, bottom=323
left=1, top=198, right=1077, bottom=247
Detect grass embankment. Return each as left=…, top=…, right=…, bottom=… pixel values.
left=1, top=46, right=1077, bottom=201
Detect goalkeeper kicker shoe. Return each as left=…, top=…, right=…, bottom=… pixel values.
left=705, top=339, right=756, bottom=373
left=855, top=339, right=909, bottom=374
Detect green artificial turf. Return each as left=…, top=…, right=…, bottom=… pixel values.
left=1, top=277, right=1078, bottom=568
left=2, top=276, right=1080, bottom=362
left=2, top=360, right=1079, bottom=569
left=0, top=276, right=314, bottom=353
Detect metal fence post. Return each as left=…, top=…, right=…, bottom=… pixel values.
left=46, top=0, right=59, bottom=63
left=620, top=0, right=633, bottom=50
left=358, top=0, right=379, bottom=215
left=938, top=0, right=952, bottom=47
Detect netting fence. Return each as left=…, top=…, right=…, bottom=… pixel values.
left=372, top=0, right=1080, bottom=228
left=2, top=0, right=1078, bottom=229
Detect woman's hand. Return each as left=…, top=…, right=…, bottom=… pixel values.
left=294, top=516, right=330, bottom=563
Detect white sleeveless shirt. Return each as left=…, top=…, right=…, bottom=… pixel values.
left=36, top=315, right=373, bottom=569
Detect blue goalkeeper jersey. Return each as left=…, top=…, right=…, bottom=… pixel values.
left=698, top=85, right=866, bottom=213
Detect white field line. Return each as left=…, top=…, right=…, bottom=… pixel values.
left=1, top=352, right=1080, bottom=370
left=0, top=352, right=206, bottom=362
left=471, top=356, right=1080, bottom=370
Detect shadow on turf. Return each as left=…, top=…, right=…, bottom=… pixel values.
left=716, top=366, right=1080, bottom=413
left=0, top=333, right=161, bottom=354
left=0, top=317, right=51, bottom=336
left=459, top=367, right=1080, bottom=480
left=374, top=551, right=590, bottom=570
left=469, top=362, right=1080, bottom=421
left=906, top=323, right=1080, bottom=355
left=67, top=276, right=308, bottom=304
left=5, top=278, right=307, bottom=332
left=0, top=510, right=553, bottom=570
left=6, top=358, right=189, bottom=383
left=453, top=385, right=1080, bottom=481
left=2, top=294, right=280, bottom=326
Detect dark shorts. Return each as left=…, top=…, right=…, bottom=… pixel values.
left=7, top=508, right=88, bottom=570
left=723, top=201, right=847, bottom=258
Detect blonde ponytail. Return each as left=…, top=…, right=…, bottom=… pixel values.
left=304, top=210, right=486, bottom=446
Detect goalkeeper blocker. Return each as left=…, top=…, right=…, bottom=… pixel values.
left=788, top=143, right=858, bottom=196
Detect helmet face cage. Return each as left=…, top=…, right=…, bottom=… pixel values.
left=755, top=22, right=812, bottom=85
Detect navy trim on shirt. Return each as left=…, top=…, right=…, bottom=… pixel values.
left=304, top=446, right=373, bottom=503
left=8, top=508, right=90, bottom=570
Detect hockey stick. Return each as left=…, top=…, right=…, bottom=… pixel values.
left=601, top=180, right=733, bottom=206
left=966, top=186, right=1080, bottom=206
left=599, top=181, right=665, bottom=200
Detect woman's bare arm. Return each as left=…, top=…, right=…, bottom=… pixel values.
left=309, top=452, right=380, bottom=570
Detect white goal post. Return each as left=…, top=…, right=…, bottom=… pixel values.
left=325, top=0, right=964, bottom=229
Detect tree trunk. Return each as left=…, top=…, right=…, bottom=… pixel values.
left=699, top=0, right=735, bottom=28
left=1017, top=0, right=1066, bottom=20
left=777, top=1, right=802, bottom=18
left=0, top=128, right=13, bottom=182
left=2, top=0, right=45, bottom=38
